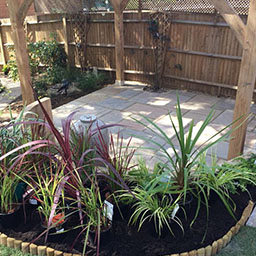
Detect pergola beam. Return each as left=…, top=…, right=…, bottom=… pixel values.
left=6, top=0, right=35, bottom=104
left=227, top=0, right=256, bottom=159
left=209, top=0, right=246, bottom=47
left=110, top=0, right=130, bottom=85
left=208, top=0, right=256, bottom=159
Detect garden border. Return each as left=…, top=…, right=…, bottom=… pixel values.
left=0, top=201, right=253, bottom=256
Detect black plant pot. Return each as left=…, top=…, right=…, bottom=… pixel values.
left=113, top=203, right=131, bottom=222
left=0, top=206, right=22, bottom=229
left=42, top=222, right=67, bottom=243
left=149, top=219, right=169, bottom=239
left=88, top=223, right=112, bottom=248
left=176, top=192, right=194, bottom=219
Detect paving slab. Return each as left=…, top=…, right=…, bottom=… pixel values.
left=97, top=97, right=134, bottom=111
left=124, top=103, right=169, bottom=120
left=51, top=83, right=256, bottom=166
left=247, top=207, right=256, bottom=227
left=213, top=109, right=234, bottom=126
left=0, top=76, right=21, bottom=112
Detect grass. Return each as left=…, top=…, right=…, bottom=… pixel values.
left=0, top=227, right=255, bottom=255
left=0, top=244, right=34, bottom=256
left=218, top=226, right=256, bottom=256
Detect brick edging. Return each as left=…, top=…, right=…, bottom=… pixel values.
left=0, top=201, right=254, bottom=256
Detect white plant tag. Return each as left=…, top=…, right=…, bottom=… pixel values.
left=171, top=204, right=180, bottom=219
left=29, top=198, right=38, bottom=205
left=104, top=200, right=114, bottom=221
left=56, top=228, right=64, bottom=234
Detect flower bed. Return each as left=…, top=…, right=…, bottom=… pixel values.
left=1, top=95, right=256, bottom=256
left=0, top=201, right=253, bottom=256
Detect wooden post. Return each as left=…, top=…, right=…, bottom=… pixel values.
left=0, top=23, right=6, bottom=65
left=62, top=16, right=72, bottom=67
left=114, top=10, right=125, bottom=85
left=227, top=0, right=256, bottom=159
left=209, top=0, right=246, bottom=46
left=209, top=0, right=256, bottom=158
left=138, top=0, right=142, bottom=20
left=6, top=0, right=35, bottom=105
left=110, top=0, right=130, bottom=86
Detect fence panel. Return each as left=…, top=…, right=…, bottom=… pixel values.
left=0, top=11, right=254, bottom=99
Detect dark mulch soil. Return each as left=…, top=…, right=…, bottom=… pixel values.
left=1, top=186, right=256, bottom=256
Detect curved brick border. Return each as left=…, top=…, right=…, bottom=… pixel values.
left=0, top=201, right=254, bottom=256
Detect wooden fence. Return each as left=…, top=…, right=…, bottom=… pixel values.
left=0, top=11, right=254, bottom=99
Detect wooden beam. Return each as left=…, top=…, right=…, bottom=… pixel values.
left=110, top=0, right=130, bottom=85
left=17, top=0, right=34, bottom=23
left=209, top=0, right=246, bottom=46
left=228, top=0, right=256, bottom=159
left=0, top=23, right=6, bottom=65
left=62, top=16, right=72, bottom=67
left=7, top=0, right=35, bottom=104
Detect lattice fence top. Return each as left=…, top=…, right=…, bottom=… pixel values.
left=126, top=0, right=250, bottom=15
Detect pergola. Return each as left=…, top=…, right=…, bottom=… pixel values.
left=5, top=0, right=256, bottom=160
left=109, top=0, right=256, bottom=160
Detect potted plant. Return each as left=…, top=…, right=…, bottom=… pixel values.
left=22, top=164, right=68, bottom=243
left=68, top=169, right=113, bottom=256
left=0, top=165, right=25, bottom=228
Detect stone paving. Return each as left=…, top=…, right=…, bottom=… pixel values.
left=0, top=76, right=21, bottom=112
left=52, top=82, right=256, bottom=167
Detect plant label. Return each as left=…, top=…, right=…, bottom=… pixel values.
left=104, top=200, right=114, bottom=221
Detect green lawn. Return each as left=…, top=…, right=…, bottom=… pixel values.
left=218, top=226, right=256, bottom=256
left=0, top=244, right=33, bottom=256
left=0, top=226, right=255, bottom=255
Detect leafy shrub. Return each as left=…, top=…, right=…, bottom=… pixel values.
left=6, top=35, right=67, bottom=87
left=0, top=81, right=5, bottom=94
left=27, top=36, right=66, bottom=71
left=6, top=59, right=19, bottom=81
left=2, top=64, right=10, bottom=75
left=76, top=72, right=106, bottom=92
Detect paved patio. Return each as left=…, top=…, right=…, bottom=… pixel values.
left=53, top=82, right=256, bottom=166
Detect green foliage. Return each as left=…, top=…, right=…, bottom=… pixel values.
left=2, top=64, right=10, bottom=75
left=0, top=167, right=22, bottom=214
left=119, top=165, right=183, bottom=236
left=76, top=72, right=106, bottom=92
left=0, top=244, right=35, bottom=256
left=6, top=59, right=19, bottom=81
left=0, top=81, right=5, bottom=93
left=133, top=95, right=233, bottom=193
left=6, top=35, right=67, bottom=91
left=22, top=165, right=66, bottom=226
left=27, top=36, right=66, bottom=73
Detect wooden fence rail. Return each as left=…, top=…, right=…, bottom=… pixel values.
left=0, top=11, right=254, bottom=99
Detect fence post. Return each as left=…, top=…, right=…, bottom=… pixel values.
left=110, top=0, right=130, bottom=86
left=0, top=22, right=6, bottom=65
left=62, top=16, right=71, bottom=67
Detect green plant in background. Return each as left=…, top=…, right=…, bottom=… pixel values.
left=2, top=64, right=10, bottom=76
left=76, top=72, right=106, bottom=92
left=6, top=58, right=19, bottom=81
left=27, top=34, right=66, bottom=73
left=0, top=80, right=5, bottom=93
